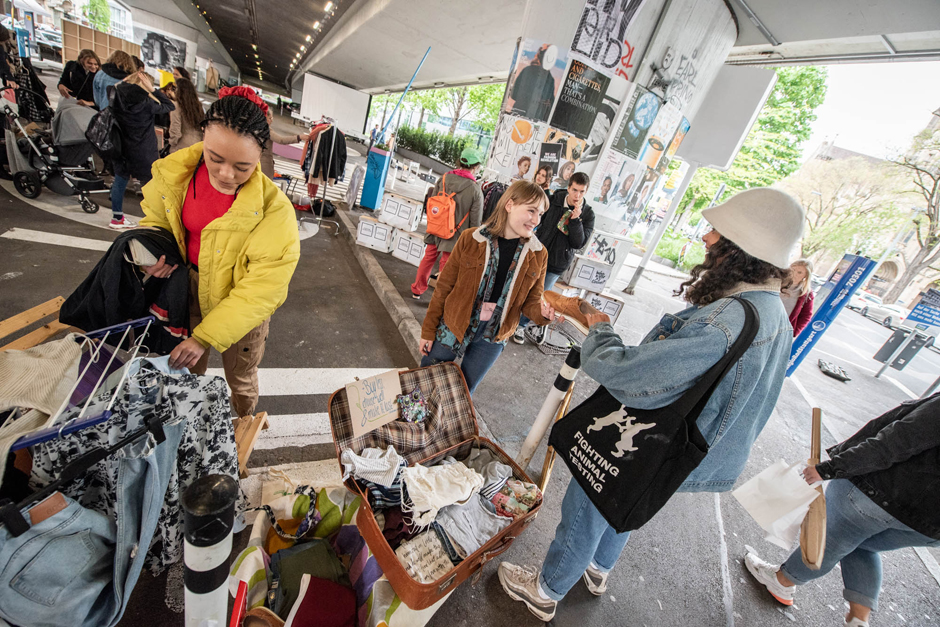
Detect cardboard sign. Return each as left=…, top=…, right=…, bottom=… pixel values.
left=346, top=369, right=403, bottom=439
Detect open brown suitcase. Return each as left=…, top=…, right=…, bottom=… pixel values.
left=328, top=362, right=541, bottom=610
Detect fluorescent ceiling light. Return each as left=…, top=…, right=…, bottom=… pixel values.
left=325, top=2, right=333, bottom=12
left=313, top=21, right=320, bottom=29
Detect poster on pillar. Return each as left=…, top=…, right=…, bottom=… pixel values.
left=664, top=116, right=691, bottom=161
left=589, top=151, right=644, bottom=223
left=542, top=128, right=587, bottom=191
left=504, top=39, right=568, bottom=123
left=489, top=115, right=545, bottom=181
left=612, top=85, right=661, bottom=159
left=537, top=143, right=564, bottom=184
left=638, top=102, right=683, bottom=172
left=570, top=0, right=649, bottom=78
left=548, top=60, right=611, bottom=141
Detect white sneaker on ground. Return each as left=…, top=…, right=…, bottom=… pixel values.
left=108, top=217, right=137, bottom=230
left=581, top=565, right=608, bottom=596
left=744, top=552, right=795, bottom=606
left=497, top=562, right=557, bottom=622
left=845, top=618, right=869, bottom=627
left=512, top=327, right=526, bottom=344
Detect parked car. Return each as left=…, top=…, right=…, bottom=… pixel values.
left=861, top=302, right=908, bottom=328
left=848, top=291, right=882, bottom=311
left=810, top=274, right=825, bottom=292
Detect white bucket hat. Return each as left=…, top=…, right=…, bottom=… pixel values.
left=701, top=188, right=805, bottom=269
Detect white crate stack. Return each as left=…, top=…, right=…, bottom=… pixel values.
left=560, top=230, right=635, bottom=292
left=584, top=290, right=626, bottom=325
left=354, top=191, right=427, bottom=264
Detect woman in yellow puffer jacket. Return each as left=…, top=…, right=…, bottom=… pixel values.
left=140, top=86, right=300, bottom=416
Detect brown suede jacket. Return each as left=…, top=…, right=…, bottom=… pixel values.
left=422, top=227, right=551, bottom=344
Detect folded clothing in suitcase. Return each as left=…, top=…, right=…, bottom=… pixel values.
left=329, top=362, right=541, bottom=610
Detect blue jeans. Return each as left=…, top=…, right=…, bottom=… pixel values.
left=110, top=173, right=129, bottom=220
left=0, top=409, right=185, bottom=626
left=539, top=478, right=631, bottom=601
left=109, top=170, right=152, bottom=220
left=518, top=271, right=561, bottom=329
left=780, top=479, right=939, bottom=610
left=420, top=322, right=504, bottom=395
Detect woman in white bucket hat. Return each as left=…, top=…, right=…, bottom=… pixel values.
left=499, top=187, right=806, bottom=622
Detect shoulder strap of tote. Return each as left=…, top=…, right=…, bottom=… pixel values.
left=671, top=296, right=760, bottom=419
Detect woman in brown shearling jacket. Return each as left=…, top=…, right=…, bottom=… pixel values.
left=419, top=180, right=561, bottom=394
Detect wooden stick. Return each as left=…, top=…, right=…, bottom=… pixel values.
left=538, top=383, right=576, bottom=494
left=801, top=407, right=826, bottom=569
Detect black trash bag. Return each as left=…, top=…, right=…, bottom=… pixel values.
left=311, top=198, right=335, bottom=217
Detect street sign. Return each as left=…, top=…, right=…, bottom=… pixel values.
left=787, top=254, right=878, bottom=376
left=905, top=288, right=940, bottom=328
left=874, top=328, right=931, bottom=371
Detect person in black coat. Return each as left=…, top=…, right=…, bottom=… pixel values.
left=57, top=49, right=100, bottom=107
left=514, top=171, right=595, bottom=343
left=745, top=394, right=940, bottom=627
left=108, top=70, right=174, bottom=229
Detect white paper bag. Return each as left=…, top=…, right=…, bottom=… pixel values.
left=732, top=460, right=821, bottom=549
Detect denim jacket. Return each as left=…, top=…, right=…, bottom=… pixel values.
left=580, top=281, right=791, bottom=492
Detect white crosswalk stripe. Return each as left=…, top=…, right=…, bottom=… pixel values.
left=205, top=366, right=403, bottom=396
left=1, top=227, right=112, bottom=251
left=253, top=412, right=334, bottom=450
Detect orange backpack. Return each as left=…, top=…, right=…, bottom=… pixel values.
left=425, top=174, right=467, bottom=239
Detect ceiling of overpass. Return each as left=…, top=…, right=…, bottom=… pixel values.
left=133, top=0, right=940, bottom=92
left=184, top=0, right=352, bottom=86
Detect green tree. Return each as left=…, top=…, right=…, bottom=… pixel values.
left=84, top=0, right=112, bottom=32
left=882, top=119, right=940, bottom=303
left=775, top=157, right=913, bottom=260
left=677, top=66, right=829, bottom=217
left=410, top=88, right=446, bottom=129
left=442, top=83, right=505, bottom=136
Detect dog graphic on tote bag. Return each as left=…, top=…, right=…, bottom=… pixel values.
left=587, top=408, right=656, bottom=458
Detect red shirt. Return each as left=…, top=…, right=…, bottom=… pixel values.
left=182, top=164, right=236, bottom=265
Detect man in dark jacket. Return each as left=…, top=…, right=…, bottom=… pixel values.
left=514, top=171, right=594, bottom=343
left=745, top=394, right=940, bottom=627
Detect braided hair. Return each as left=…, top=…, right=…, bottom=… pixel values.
left=203, top=88, right=270, bottom=150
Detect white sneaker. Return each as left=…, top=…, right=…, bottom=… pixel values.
left=845, top=618, right=869, bottom=627
left=512, top=327, right=526, bottom=344
left=581, top=564, right=609, bottom=596
left=497, top=562, right=557, bottom=622
left=108, top=217, right=137, bottom=230
left=744, top=552, right=795, bottom=606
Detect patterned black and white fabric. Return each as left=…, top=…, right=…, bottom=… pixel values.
left=30, top=359, right=240, bottom=574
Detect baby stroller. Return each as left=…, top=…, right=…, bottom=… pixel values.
left=3, top=96, right=109, bottom=213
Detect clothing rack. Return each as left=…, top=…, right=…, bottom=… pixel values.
left=297, top=117, right=340, bottom=237
left=10, top=316, right=154, bottom=451
left=0, top=381, right=168, bottom=538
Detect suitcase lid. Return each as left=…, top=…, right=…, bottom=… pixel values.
left=328, top=362, right=479, bottom=467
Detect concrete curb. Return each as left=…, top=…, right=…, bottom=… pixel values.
left=334, top=209, right=424, bottom=366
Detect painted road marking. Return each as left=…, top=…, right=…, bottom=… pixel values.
left=1, top=227, right=111, bottom=251
left=205, top=367, right=405, bottom=396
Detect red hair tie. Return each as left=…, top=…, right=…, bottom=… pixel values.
left=218, top=85, right=269, bottom=115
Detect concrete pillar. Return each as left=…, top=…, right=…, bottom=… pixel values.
left=485, top=0, right=737, bottom=243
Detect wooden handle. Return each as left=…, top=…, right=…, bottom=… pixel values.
left=810, top=407, right=822, bottom=465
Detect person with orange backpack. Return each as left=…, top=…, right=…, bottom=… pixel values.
left=410, top=147, right=486, bottom=299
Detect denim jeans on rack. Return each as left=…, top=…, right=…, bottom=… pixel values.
left=0, top=403, right=186, bottom=627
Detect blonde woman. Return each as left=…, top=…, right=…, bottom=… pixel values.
left=419, top=180, right=559, bottom=394
left=782, top=258, right=814, bottom=336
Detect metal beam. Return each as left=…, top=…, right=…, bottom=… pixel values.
left=732, top=0, right=781, bottom=47
left=169, top=0, right=241, bottom=81
left=726, top=47, right=940, bottom=66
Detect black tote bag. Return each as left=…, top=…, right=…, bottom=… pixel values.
left=548, top=297, right=759, bottom=533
